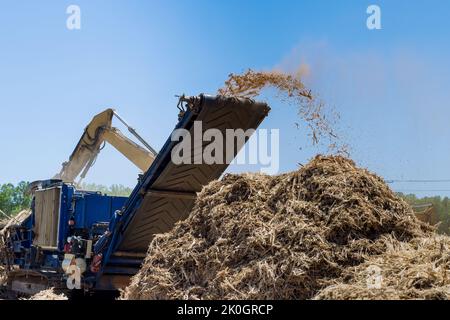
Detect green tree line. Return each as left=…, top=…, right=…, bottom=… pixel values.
left=0, top=182, right=32, bottom=218
left=79, top=183, right=133, bottom=197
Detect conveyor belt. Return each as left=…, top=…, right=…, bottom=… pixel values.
left=99, top=95, right=270, bottom=286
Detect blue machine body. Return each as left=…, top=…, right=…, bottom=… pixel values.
left=8, top=181, right=127, bottom=273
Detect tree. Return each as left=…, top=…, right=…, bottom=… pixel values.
left=79, top=183, right=132, bottom=197
left=0, top=181, right=32, bottom=217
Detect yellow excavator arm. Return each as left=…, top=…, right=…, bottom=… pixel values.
left=54, top=108, right=157, bottom=184
left=412, top=203, right=438, bottom=225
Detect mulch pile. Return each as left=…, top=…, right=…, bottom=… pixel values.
left=0, top=219, right=8, bottom=232
left=27, top=288, right=68, bottom=301
left=0, top=239, right=6, bottom=287
left=0, top=267, right=5, bottom=288
left=315, top=235, right=450, bottom=300
left=122, top=156, right=445, bottom=300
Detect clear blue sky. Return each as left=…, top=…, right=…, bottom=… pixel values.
left=1, top=0, right=450, bottom=197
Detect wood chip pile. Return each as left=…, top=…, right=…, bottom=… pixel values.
left=27, top=288, right=68, bottom=301
left=122, top=156, right=446, bottom=300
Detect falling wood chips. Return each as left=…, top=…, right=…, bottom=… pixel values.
left=121, top=156, right=447, bottom=300
left=218, top=69, right=347, bottom=154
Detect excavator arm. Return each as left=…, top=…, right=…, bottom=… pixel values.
left=102, top=128, right=153, bottom=172
left=54, top=109, right=156, bottom=184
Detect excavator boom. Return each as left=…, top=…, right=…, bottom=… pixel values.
left=102, top=128, right=153, bottom=172
left=54, top=109, right=156, bottom=184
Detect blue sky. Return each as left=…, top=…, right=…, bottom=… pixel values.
left=1, top=0, right=450, bottom=196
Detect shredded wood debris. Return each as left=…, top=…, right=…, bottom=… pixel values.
left=27, top=288, right=68, bottom=301
left=218, top=69, right=347, bottom=154
left=122, top=156, right=436, bottom=300
left=315, top=235, right=450, bottom=300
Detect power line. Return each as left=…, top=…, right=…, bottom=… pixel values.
left=395, top=189, right=450, bottom=192
left=387, top=179, right=450, bottom=183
